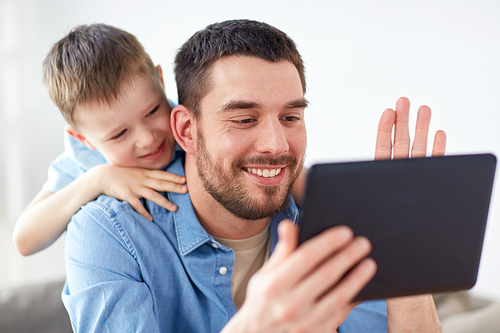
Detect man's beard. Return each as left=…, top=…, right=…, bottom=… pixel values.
left=196, top=128, right=302, bottom=220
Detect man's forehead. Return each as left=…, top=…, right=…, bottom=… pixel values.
left=210, top=55, right=297, bottom=76
left=208, top=55, right=302, bottom=96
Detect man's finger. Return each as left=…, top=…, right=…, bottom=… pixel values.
left=309, top=258, right=377, bottom=326
left=431, top=130, right=447, bottom=157
left=271, top=226, right=354, bottom=291
left=264, top=220, right=299, bottom=271
left=411, top=105, right=431, bottom=158
left=295, top=236, right=372, bottom=301
left=393, top=97, right=411, bottom=159
left=374, top=109, right=395, bottom=160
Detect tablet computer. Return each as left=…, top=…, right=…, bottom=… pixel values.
left=298, top=154, right=496, bottom=301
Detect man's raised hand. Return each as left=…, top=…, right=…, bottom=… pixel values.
left=375, top=97, right=446, bottom=160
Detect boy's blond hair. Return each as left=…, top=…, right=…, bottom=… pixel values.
left=43, top=24, right=163, bottom=126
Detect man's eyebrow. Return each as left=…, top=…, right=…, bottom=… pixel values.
left=219, top=100, right=261, bottom=112
left=286, top=98, right=309, bottom=109
left=219, top=98, right=309, bottom=112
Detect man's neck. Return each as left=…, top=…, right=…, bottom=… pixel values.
left=184, top=155, right=271, bottom=240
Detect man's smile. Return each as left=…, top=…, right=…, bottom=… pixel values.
left=242, top=165, right=289, bottom=187
left=244, top=167, right=282, bottom=178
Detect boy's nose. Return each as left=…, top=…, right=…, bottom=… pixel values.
left=136, top=127, right=157, bottom=148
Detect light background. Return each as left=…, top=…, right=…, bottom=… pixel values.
left=1, top=0, right=499, bottom=301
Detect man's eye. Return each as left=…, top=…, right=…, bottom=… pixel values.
left=281, top=116, right=299, bottom=122
left=236, top=119, right=255, bottom=124
left=111, top=129, right=126, bottom=140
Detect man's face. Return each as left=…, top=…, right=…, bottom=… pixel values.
left=74, top=73, right=174, bottom=170
left=194, top=56, right=307, bottom=220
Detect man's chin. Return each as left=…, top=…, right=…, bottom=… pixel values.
left=225, top=191, right=291, bottom=221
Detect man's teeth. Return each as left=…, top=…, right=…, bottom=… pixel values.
left=246, top=167, right=282, bottom=178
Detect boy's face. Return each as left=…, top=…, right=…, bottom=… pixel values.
left=69, top=71, right=174, bottom=170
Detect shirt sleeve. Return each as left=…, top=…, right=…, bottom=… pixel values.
left=43, top=132, right=108, bottom=193
left=42, top=153, right=83, bottom=192
left=62, top=201, right=160, bottom=333
left=338, top=299, right=388, bottom=332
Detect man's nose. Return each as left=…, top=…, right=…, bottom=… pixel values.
left=254, top=118, right=289, bottom=155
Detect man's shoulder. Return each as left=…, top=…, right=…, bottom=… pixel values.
left=75, top=194, right=141, bottom=222
left=67, top=194, right=171, bottom=259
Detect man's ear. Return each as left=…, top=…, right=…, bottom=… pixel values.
left=156, top=65, right=165, bottom=89
left=65, top=125, right=97, bottom=150
left=171, top=105, right=196, bottom=156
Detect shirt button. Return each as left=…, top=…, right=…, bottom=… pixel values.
left=219, top=266, right=228, bottom=275
left=211, top=243, right=219, bottom=249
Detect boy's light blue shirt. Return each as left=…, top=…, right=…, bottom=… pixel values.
left=62, top=146, right=388, bottom=332
left=43, top=132, right=108, bottom=192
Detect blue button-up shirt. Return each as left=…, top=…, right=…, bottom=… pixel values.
left=62, top=148, right=387, bottom=332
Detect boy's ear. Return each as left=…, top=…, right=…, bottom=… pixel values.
left=65, top=125, right=97, bottom=150
left=156, top=65, right=165, bottom=89
left=170, top=105, right=196, bottom=156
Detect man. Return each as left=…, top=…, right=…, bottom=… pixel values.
left=63, top=19, right=443, bottom=332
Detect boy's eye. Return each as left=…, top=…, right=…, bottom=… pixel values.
left=111, top=129, right=127, bottom=140
left=146, top=105, right=159, bottom=117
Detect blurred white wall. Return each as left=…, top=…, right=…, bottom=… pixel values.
left=1, top=0, right=499, bottom=300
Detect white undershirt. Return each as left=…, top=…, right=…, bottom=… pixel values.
left=214, top=227, right=271, bottom=309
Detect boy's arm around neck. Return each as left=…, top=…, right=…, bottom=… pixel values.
left=12, top=164, right=108, bottom=256
left=13, top=163, right=187, bottom=256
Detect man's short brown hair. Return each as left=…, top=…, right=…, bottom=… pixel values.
left=43, top=24, right=162, bottom=125
left=174, top=19, right=306, bottom=117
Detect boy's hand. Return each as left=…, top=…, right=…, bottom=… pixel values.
left=91, top=164, right=187, bottom=221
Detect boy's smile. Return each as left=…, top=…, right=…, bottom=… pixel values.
left=67, top=71, right=175, bottom=170
left=139, top=140, right=166, bottom=161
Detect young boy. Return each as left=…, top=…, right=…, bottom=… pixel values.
left=12, top=24, right=188, bottom=256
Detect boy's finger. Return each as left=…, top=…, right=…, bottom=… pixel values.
left=129, top=198, right=153, bottom=221
left=143, top=177, right=188, bottom=194
left=146, top=170, right=186, bottom=184
left=141, top=189, right=178, bottom=212
left=157, top=182, right=188, bottom=194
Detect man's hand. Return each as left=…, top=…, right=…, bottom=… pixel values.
left=92, top=164, right=187, bottom=221
left=375, top=97, right=444, bottom=332
left=222, top=220, right=376, bottom=333
left=375, top=97, right=446, bottom=160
